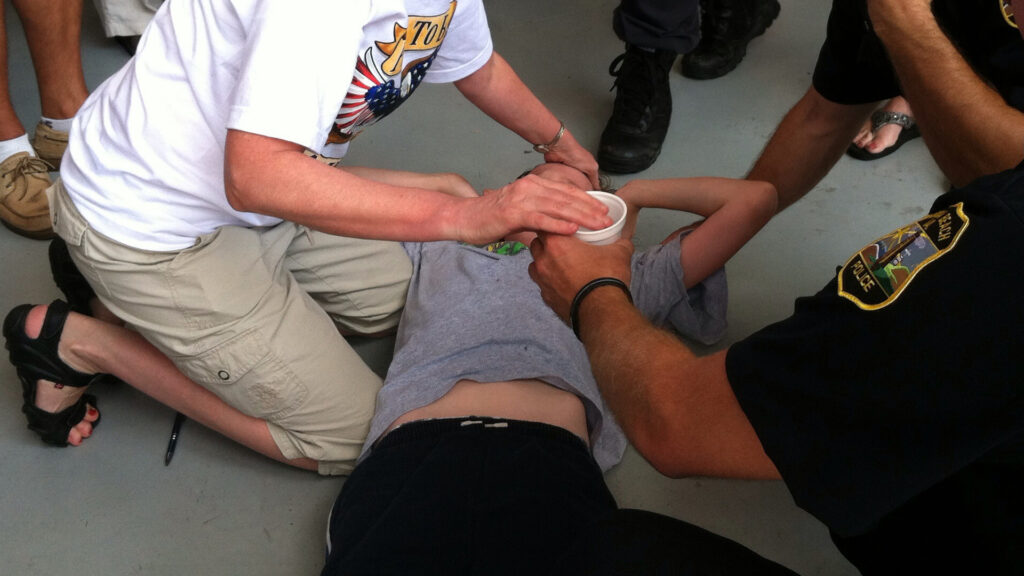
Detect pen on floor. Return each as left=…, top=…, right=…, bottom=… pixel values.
left=165, top=412, right=187, bottom=466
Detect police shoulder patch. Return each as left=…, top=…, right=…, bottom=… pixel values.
left=837, top=202, right=968, bottom=310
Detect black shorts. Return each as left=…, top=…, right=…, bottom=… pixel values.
left=811, top=0, right=899, bottom=104
left=322, top=417, right=797, bottom=576
left=811, top=0, right=1024, bottom=107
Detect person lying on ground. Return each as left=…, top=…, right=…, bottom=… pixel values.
left=319, top=161, right=781, bottom=573
left=3, top=161, right=772, bottom=475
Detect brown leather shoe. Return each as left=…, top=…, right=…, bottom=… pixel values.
left=0, top=152, right=54, bottom=239
left=31, top=122, right=69, bottom=171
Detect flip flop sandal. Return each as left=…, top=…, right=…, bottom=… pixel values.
left=48, top=238, right=97, bottom=316
left=846, top=110, right=921, bottom=161
left=4, top=300, right=106, bottom=446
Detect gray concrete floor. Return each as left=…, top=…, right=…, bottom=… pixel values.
left=1, top=1, right=946, bottom=574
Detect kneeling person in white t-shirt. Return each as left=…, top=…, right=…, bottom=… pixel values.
left=4, top=1, right=611, bottom=473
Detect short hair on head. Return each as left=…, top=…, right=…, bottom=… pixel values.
left=517, top=163, right=617, bottom=193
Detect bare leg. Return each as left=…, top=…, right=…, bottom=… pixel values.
left=0, top=0, right=27, bottom=140
left=11, top=0, right=88, bottom=119
left=21, top=304, right=318, bottom=471
left=748, top=87, right=877, bottom=211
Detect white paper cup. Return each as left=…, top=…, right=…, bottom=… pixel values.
left=574, top=191, right=627, bottom=245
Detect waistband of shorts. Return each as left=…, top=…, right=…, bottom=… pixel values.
left=374, top=416, right=589, bottom=454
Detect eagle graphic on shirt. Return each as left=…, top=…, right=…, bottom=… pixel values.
left=329, top=2, right=457, bottom=144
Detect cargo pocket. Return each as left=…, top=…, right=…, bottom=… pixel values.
left=166, top=226, right=276, bottom=329
left=175, top=328, right=309, bottom=421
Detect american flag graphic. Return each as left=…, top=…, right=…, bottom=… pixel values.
left=335, top=47, right=436, bottom=136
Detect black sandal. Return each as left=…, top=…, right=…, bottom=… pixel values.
left=48, top=238, right=97, bottom=316
left=4, top=300, right=105, bottom=446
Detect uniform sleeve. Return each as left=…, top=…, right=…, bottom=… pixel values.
left=227, top=0, right=371, bottom=151
left=726, top=175, right=1024, bottom=536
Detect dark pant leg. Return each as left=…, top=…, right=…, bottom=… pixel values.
left=811, top=0, right=899, bottom=104
left=613, top=0, right=702, bottom=53
left=830, top=460, right=1024, bottom=576
left=554, top=508, right=800, bottom=575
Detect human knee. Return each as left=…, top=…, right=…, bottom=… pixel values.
left=794, top=88, right=877, bottom=136
left=267, top=419, right=370, bottom=476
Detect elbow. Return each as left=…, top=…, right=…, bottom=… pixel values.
left=639, top=443, right=688, bottom=479
left=223, top=128, right=290, bottom=214
left=632, top=421, right=693, bottom=479
left=751, top=180, right=779, bottom=220
left=224, top=181, right=247, bottom=212
left=625, top=382, right=695, bottom=479
left=223, top=163, right=259, bottom=213
left=622, top=365, right=728, bottom=479
left=632, top=412, right=727, bottom=479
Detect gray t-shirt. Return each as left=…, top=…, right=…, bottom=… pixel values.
left=360, top=234, right=727, bottom=471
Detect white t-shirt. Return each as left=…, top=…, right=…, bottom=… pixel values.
left=62, top=0, right=492, bottom=251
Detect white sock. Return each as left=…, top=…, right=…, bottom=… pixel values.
left=40, top=116, right=73, bottom=132
left=0, top=133, right=36, bottom=161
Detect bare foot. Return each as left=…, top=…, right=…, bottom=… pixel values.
left=23, top=304, right=101, bottom=446
left=851, top=97, right=914, bottom=155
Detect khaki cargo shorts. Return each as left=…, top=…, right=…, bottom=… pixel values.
left=50, top=180, right=411, bottom=475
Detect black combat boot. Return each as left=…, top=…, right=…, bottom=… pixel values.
left=680, top=0, right=781, bottom=80
left=597, top=45, right=676, bottom=174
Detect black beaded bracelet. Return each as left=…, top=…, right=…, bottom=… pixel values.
left=569, top=277, right=633, bottom=339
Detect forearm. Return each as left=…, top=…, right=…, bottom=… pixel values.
left=528, top=234, right=777, bottom=478
left=341, top=166, right=478, bottom=198
left=456, top=51, right=599, bottom=186
left=576, top=287, right=698, bottom=472
left=749, top=89, right=876, bottom=211
left=454, top=52, right=563, bottom=147
left=871, top=3, right=1024, bottom=184
left=576, top=288, right=779, bottom=479
left=225, top=132, right=463, bottom=241
left=226, top=130, right=611, bottom=244
left=618, top=178, right=776, bottom=287
left=619, top=177, right=775, bottom=217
